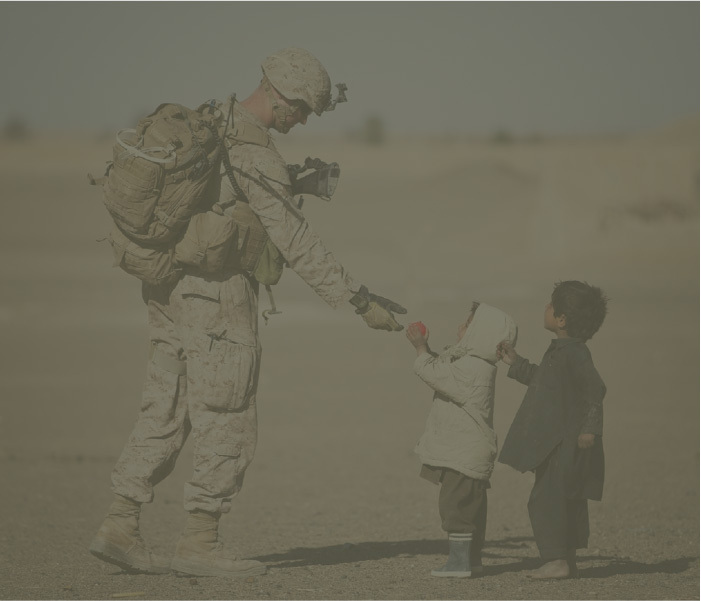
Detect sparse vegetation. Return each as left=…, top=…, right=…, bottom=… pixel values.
left=363, top=115, right=385, bottom=145
left=491, top=129, right=514, bottom=144
left=625, top=198, right=695, bottom=223
left=2, top=115, right=30, bottom=140
left=599, top=197, right=698, bottom=231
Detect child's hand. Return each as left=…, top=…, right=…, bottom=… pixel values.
left=496, top=340, right=518, bottom=365
left=406, top=322, right=430, bottom=353
left=578, top=433, right=595, bottom=449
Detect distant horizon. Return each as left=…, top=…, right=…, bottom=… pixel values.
left=3, top=112, right=698, bottom=143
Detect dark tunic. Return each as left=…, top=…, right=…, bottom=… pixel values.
left=498, top=338, right=606, bottom=501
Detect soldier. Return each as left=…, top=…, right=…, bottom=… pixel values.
left=90, top=48, right=407, bottom=578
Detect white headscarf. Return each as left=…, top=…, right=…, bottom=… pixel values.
left=438, top=303, right=518, bottom=364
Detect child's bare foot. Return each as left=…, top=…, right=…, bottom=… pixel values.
left=526, top=559, right=571, bottom=579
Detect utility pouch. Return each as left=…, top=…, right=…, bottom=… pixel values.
left=173, top=210, right=237, bottom=274
left=225, top=201, right=270, bottom=273
left=108, top=225, right=180, bottom=286
left=252, top=238, right=285, bottom=286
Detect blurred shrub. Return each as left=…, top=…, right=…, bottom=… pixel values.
left=625, top=199, right=696, bottom=223
left=363, top=115, right=386, bottom=145
left=600, top=197, right=698, bottom=231
left=491, top=129, right=514, bottom=144
left=2, top=115, right=30, bottom=141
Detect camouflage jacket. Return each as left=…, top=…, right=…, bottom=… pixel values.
left=215, top=100, right=358, bottom=309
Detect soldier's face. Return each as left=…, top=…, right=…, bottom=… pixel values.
left=285, top=101, right=311, bottom=128
left=271, top=87, right=312, bottom=133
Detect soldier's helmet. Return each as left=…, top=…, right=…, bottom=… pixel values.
left=261, top=48, right=332, bottom=116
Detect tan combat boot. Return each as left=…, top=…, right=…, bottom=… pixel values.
left=170, top=510, right=266, bottom=577
left=89, top=495, right=169, bottom=574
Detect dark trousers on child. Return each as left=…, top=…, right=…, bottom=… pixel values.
left=421, top=465, right=488, bottom=562
left=528, top=445, right=589, bottom=561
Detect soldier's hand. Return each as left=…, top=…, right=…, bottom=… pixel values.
left=365, top=290, right=407, bottom=317
left=360, top=302, right=404, bottom=331
left=350, top=285, right=407, bottom=332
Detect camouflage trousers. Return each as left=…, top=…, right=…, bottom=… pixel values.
left=111, top=272, right=261, bottom=514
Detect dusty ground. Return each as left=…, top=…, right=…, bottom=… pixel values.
left=0, top=124, right=698, bottom=600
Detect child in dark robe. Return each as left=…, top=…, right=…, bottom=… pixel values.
left=497, top=280, right=608, bottom=579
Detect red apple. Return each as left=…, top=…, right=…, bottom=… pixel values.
left=409, top=321, right=427, bottom=336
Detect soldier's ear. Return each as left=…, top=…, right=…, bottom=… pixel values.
left=556, top=314, right=567, bottom=329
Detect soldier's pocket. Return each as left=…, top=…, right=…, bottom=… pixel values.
left=205, top=339, right=259, bottom=412
left=180, top=275, right=253, bottom=331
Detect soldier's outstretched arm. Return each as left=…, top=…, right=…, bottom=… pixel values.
left=226, top=150, right=407, bottom=330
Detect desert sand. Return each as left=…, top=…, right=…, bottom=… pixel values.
left=0, top=121, right=698, bottom=600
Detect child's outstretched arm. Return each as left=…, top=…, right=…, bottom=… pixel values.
left=406, top=323, right=430, bottom=356
left=407, top=323, right=472, bottom=403
left=497, top=340, right=539, bottom=385
left=496, top=341, right=519, bottom=364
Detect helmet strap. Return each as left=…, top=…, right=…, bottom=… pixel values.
left=262, top=77, right=295, bottom=134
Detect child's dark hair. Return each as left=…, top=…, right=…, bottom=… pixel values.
left=551, top=281, right=608, bottom=341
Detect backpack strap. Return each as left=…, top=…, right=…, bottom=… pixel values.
left=205, top=108, right=250, bottom=205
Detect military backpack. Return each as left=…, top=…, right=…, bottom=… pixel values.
left=89, top=101, right=228, bottom=286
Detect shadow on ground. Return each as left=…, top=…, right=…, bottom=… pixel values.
left=253, top=538, right=446, bottom=568
left=253, top=537, right=698, bottom=579
left=580, top=556, right=698, bottom=578
left=254, top=536, right=542, bottom=569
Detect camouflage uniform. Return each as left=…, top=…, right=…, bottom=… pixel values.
left=111, top=101, right=358, bottom=514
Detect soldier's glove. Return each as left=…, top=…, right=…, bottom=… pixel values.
left=349, top=285, right=407, bottom=332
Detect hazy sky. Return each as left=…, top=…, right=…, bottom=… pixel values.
left=1, top=2, right=698, bottom=136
